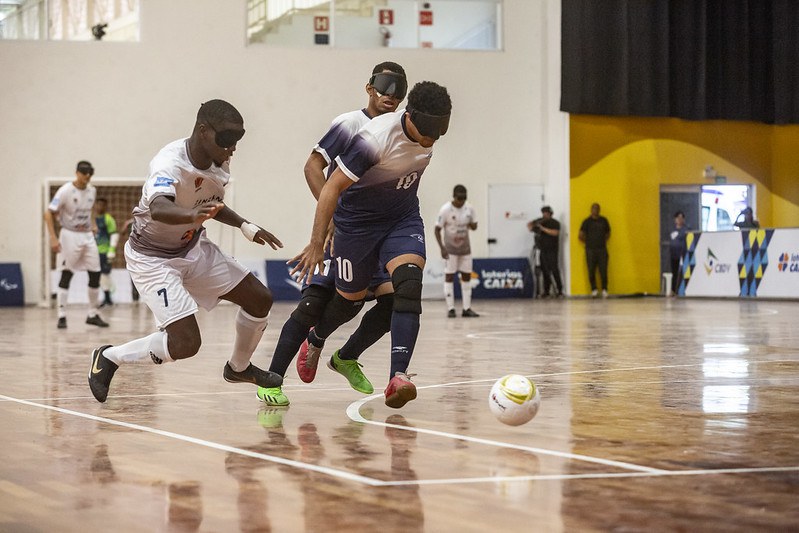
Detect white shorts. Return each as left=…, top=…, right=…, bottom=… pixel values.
left=57, top=228, right=101, bottom=273
left=125, top=234, right=250, bottom=329
left=445, top=254, right=473, bottom=275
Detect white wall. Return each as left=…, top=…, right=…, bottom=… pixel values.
left=0, top=0, right=569, bottom=304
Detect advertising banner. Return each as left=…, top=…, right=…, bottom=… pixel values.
left=682, top=228, right=799, bottom=298
left=0, top=263, right=24, bottom=306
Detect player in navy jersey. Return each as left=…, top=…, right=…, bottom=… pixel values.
left=291, top=81, right=452, bottom=408
left=257, top=62, right=408, bottom=407
left=87, top=99, right=284, bottom=403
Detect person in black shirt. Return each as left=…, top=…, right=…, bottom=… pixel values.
left=578, top=203, right=611, bottom=298
left=528, top=206, right=563, bottom=297
left=669, top=210, right=688, bottom=295
left=734, top=207, right=759, bottom=230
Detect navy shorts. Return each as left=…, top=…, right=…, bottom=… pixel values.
left=332, top=216, right=426, bottom=293
left=304, top=242, right=393, bottom=293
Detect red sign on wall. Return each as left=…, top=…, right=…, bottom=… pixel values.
left=419, top=10, right=433, bottom=26
left=314, top=16, right=329, bottom=32
left=379, top=9, right=394, bottom=25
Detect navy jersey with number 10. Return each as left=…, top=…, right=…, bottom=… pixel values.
left=334, top=110, right=433, bottom=229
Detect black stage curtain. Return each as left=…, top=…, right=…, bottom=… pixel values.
left=561, top=0, right=799, bottom=124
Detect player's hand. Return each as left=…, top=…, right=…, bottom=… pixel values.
left=252, top=226, right=284, bottom=250
left=50, top=237, right=61, bottom=254
left=288, top=241, right=325, bottom=286
left=440, top=247, right=449, bottom=260
left=323, top=221, right=336, bottom=256
left=107, top=249, right=116, bottom=260
left=193, top=203, right=224, bottom=223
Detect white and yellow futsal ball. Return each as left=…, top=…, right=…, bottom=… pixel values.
left=488, top=374, right=541, bottom=426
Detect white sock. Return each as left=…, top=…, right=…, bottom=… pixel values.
left=462, top=282, right=473, bottom=311
left=57, top=288, right=68, bottom=318
left=104, top=331, right=173, bottom=365
left=229, top=309, right=268, bottom=372
left=87, top=287, right=100, bottom=316
left=444, top=281, right=455, bottom=310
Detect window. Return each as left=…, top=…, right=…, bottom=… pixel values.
left=247, top=0, right=502, bottom=50
left=0, top=0, right=140, bottom=41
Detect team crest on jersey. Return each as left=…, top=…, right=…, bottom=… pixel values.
left=194, top=177, right=204, bottom=191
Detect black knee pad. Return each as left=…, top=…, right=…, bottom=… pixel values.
left=58, top=270, right=74, bottom=289
left=88, top=271, right=101, bottom=288
left=290, top=285, right=333, bottom=328
left=392, top=263, right=423, bottom=314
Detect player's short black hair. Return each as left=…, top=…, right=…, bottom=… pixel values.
left=76, top=160, right=94, bottom=176
left=453, top=184, right=467, bottom=197
left=407, top=81, right=452, bottom=116
left=674, top=210, right=684, bottom=218
left=197, top=99, right=243, bottom=127
left=372, top=61, right=406, bottom=79
left=96, top=197, right=108, bottom=205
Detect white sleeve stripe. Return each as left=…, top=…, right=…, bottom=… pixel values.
left=335, top=157, right=360, bottom=183
left=314, top=146, right=332, bottom=164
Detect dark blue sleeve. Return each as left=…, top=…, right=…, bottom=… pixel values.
left=336, top=133, right=380, bottom=180
left=316, top=122, right=355, bottom=163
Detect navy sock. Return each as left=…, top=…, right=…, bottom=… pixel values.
left=389, top=310, right=419, bottom=378
left=268, top=317, right=309, bottom=376
left=339, top=295, right=393, bottom=360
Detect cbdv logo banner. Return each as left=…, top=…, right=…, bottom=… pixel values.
left=683, top=231, right=741, bottom=297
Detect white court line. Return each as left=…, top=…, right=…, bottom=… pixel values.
left=346, top=398, right=664, bottom=474
left=0, top=385, right=354, bottom=404
left=3, top=393, right=796, bottom=487
left=0, top=394, right=382, bottom=487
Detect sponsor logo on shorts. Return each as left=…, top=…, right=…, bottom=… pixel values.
left=409, top=233, right=425, bottom=243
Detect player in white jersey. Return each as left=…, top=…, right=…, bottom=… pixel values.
left=44, top=160, right=109, bottom=329
left=292, top=81, right=452, bottom=409
left=257, top=62, right=408, bottom=407
left=88, top=99, right=284, bottom=403
left=435, top=184, right=479, bottom=317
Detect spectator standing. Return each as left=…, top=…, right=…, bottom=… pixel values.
left=528, top=206, right=563, bottom=297
left=578, top=203, right=611, bottom=298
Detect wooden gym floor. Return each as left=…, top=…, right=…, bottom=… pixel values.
left=1, top=297, right=798, bottom=532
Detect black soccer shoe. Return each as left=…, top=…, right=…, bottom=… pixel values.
left=462, top=308, right=480, bottom=317
left=89, top=345, right=118, bottom=403
left=223, top=362, right=283, bottom=388
left=86, top=315, right=110, bottom=328
left=57, top=317, right=67, bottom=329
left=447, top=309, right=456, bottom=318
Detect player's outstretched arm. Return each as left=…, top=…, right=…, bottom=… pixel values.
left=290, top=168, right=353, bottom=285
left=215, top=205, right=283, bottom=250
